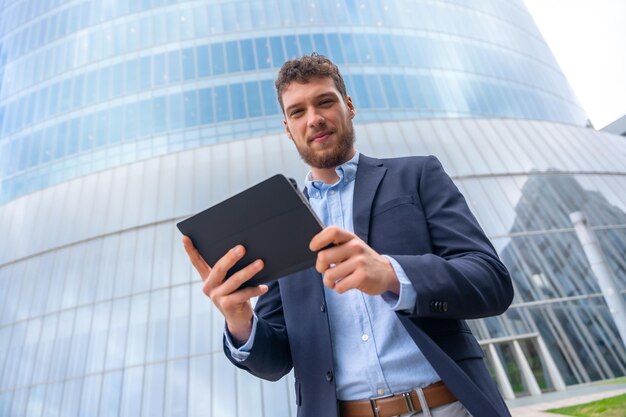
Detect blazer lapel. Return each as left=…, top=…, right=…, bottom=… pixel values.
left=353, top=154, right=386, bottom=244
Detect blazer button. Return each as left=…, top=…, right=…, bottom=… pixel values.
left=320, top=301, right=326, bottom=312
left=325, top=371, right=333, bottom=382
left=442, top=301, right=448, bottom=312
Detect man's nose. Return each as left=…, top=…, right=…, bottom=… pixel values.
left=307, top=110, right=325, bottom=127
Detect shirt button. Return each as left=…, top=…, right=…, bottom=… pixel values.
left=361, top=334, right=369, bottom=342
left=329, top=190, right=335, bottom=195
left=377, top=388, right=385, bottom=396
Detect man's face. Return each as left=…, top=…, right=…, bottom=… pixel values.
left=281, top=77, right=356, bottom=169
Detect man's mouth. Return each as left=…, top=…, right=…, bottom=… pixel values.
left=309, top=131, right=333, bottom=143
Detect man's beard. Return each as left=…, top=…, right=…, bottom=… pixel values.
left=295, top=124, right=355, bottom=169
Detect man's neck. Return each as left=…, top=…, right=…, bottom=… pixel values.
left=309, top=149, right=357, bottom=184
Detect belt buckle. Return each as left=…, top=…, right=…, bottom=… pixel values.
left=369, top=393, right=393, bottom=417
left=402, top=391, right=416, bottom=413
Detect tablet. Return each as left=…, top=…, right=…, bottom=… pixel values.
left=176, top=174, right=324, bottom=288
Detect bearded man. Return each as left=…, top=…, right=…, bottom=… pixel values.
left=183, top=53, right=513, bottom=417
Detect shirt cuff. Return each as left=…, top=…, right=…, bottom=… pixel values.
left=224, top=314, right=258, bottom=362
left=382, top=255, right=417, bottom=312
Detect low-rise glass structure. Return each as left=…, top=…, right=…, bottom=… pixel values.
left=1, top=0, right=624, bottom=415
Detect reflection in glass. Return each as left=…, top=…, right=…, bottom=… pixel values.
left=212, top=354, right=237, bottom=417
left=42, top=381, right=64, bottom=417
left=142, top=362, right=165, bottom=417
left=165, top=359, right=189, bottom=417
left=169, top=285, right=190, bottom=359
left=189, top=355, right=212, bottom=417
left=496, top=343, right=527, bottom=395
left=99, top=371, right=123, bottom=417
left=120, top=367, right=143, bottom=417
left=26, top=384, right=46, bottom=417
left=146, top=289, right=169, bottom=362
left=105, top=298, right=130, bottom=370
left=67, top=306, right=92, bottom=378
left=60, top=379, right=82, bottom=417
left=500, top=173, right=626, bottom=384
left=518, top=339, right=553, bottom=392
left=79, top=372, right=102, bottom=416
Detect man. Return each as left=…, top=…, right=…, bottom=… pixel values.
left=183, top=53, right=513, bottom=417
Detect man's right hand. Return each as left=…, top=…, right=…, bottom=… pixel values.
left=182, top=236, right=268, bottom=343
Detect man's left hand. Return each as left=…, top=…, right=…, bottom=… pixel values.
left=309, top=226, right=400, bottom=295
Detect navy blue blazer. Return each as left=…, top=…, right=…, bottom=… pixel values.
left=224, top=154, right=514, bottom=417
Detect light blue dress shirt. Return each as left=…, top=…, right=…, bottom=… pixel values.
left=226, top=152, right=440, bottom=400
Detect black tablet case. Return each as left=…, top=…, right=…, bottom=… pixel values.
left=176, top=174, right=323, bottom=288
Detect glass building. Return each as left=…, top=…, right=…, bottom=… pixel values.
left=0, top=0, right=624, bottom=415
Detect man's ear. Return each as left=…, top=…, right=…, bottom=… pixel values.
left=346, top=96, right=356, bottom=119
left=284, top=120, right=292, bottom=139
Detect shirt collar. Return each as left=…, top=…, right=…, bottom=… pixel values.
left=305, top=151, right=359, bottom=199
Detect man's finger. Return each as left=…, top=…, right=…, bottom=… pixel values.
left=315, top=242, right=355, bottom=273
left=333, top=274, right=360, bottom=294
left=182, top=235, right=211, bottom=278
left=309, top=226, right=355, bottom=252
left=207, top=244, right=246, bottom=286
left=223, top=285, right=269, bottom=307
left=216, top=259, right=265, bottom=296
left=205, top=259, right=265, bottom=299
left=321, top=256, right=358, bottom=287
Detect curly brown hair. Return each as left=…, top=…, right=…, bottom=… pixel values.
left=275, top=53, right=348, bottom=112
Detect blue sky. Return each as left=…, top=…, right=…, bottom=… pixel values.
left=525, top=0, right=626, bottom=129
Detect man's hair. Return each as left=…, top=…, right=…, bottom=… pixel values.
left=275, top=53, right=348, bottom=112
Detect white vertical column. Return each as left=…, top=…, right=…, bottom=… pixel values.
left=570, top=211, right=626, bottom=349
left=487, top=344, right=515, bottom=400
left=512, top=340, right=542, bottom=396
left=535, top=336, right=566, bottom=391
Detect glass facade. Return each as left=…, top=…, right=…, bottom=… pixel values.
left=1, top=1, right=624, bottom=416
left=0, top=0, right=588, bottom=204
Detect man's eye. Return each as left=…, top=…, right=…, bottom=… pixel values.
left=290, top=109, right=303, bottom=117
left=320, top=100, right=333, bottom=106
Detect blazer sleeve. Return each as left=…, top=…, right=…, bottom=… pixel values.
left=223, top=280, right=293, bottom=381
left=392, top=156, right=513, bottom=320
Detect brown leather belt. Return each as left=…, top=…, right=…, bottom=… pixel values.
left=339, top=382, right=457, bottom=417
